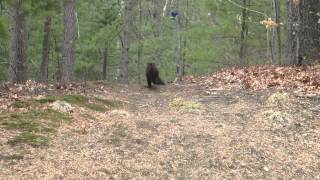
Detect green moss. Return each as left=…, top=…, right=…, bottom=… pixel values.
left=86, top=103, right=107, bottom=112
left=2, top=117, right=54, bottom=133
left=1, top=109, right=70, bottom=147
left=62, top=95, right=88, bottom=104
left=12, top=100, right=31, bottom=108
left=7, top=132, right=49, bottom=147
left=1, top=109, right=70, bottom=132
left=95, top=97, right=125, bottom=108
left=37, top=95, right=88, bottom=105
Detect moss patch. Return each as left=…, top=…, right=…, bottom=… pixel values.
left=12, top=100, right=31, bottom=108
left=2, top=94, right=127, bottom=146
left=95, top=97, right=125, bottom=108
left=7, top=132, right=49, bottom=147
left=1, top=109, right=70, bottom=147
left=62, top=95, right=88, bottom=104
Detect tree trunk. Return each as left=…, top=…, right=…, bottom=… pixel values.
left=40, top=16, right=52, bottom=83
left=239, top=0, right=248, bottom=66
left=137, top=0, right=143, bottom=84
left=62, top=0, right=77, bottom=83
left=272, top=0, right=281, bottom=65
left=118, top=0, right=135, bottom=84
left=163, top=0, right=171, bottom=17
left=9, top=0, right=28, bottom=84
left=175, top=0, right=183, bottom=82
left=299, top=0, right=320, bottom=62
left=152, top=0, right=163, bottom=38
left=101, top=47, right=108, bottom=80
left=182, top=0, right=190, bottom=76
left=285, top=0, right=320, bottom=65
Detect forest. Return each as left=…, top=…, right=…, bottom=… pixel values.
left=0, top=0, right=318, bottom=83
left=0, top=0, right=320, bottom=179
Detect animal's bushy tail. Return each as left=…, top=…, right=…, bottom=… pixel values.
left=154, top=76, right=165, bottom=85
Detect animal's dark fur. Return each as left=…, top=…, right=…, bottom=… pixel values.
left=146, top=63, right=165, bottom=88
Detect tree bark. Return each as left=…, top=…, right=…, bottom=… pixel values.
left=152, top=0, right=163, bottom=38
left=299, top=0, right=320, bottom=62
left=9, top=0, right=28, bottom=84
left=175, top=0, right=183, bottom=82
left=182, top=0, right=190, bottom=76
left=118, top=0, right=135, bottom=84
left=137, top=0, right=143, bottom=84
left=40, top=16, right=52, bottom=83
left=285, top=0, right=320, bottom=65
left=163, top=0, right=171, bottom=17
left=239, top=0, right=248, bottom=66
left=272, top=0, right=281, bottom=65
left=62, top=0, right=77, bottom=83
left=101, top=47, right=108, bottom=80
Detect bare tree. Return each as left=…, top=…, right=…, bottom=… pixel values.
left=9, top=0, right=28, bottom=83
left=118, top=0, right=135, bottom=84
left=61, top=0, right=77, bottom=83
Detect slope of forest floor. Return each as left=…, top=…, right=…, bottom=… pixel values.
left=0, top=65, right=320, bottom=179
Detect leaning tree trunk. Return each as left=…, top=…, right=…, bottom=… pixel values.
left=9, top=1, right=28, bottom=84
left=118, top=0, right=135, bottom=84
left=62, top=0, right=77, bottom=83
left=40, top=16, right=52, bottom=83
left=285, top=0, right=320, bottom=65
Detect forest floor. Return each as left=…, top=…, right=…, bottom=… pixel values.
left=0, top=78, right=320, bottom=179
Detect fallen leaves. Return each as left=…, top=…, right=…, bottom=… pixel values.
left=185, top=65, right=320, bottom=96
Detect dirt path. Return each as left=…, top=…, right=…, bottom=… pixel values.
left=1, top=83, right=320, bottom=179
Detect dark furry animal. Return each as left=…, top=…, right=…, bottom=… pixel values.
left=146, top=63, right=165, bottom=88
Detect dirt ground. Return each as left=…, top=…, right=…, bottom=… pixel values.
left=1, top=82, right=320, bottom=179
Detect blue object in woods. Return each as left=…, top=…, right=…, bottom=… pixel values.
left=171, top=10, right=178, bottom=19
